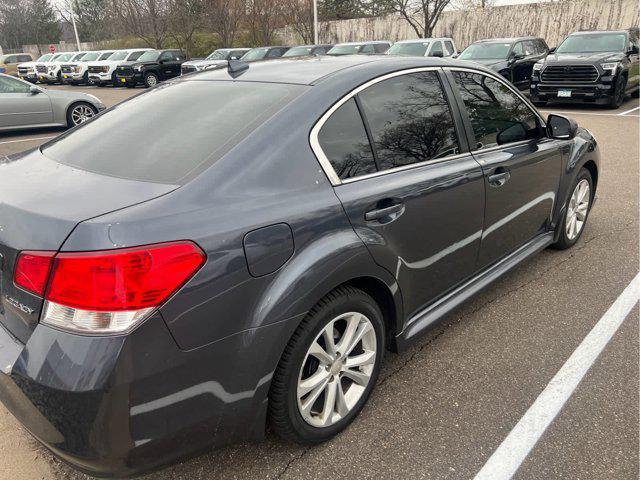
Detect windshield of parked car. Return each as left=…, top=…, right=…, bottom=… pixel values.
left=55, top=53, right=74, bottom=62
left=42, top=81, right=306, bottom=184
left=241, top=48, right=268, bottom=61
left=556, top=33, right=627, bottom=53
left=108, top=51, right=129, bottom=61
left=386, top=42, right=430, bottom=56
left=72, top=53, right=85, bottom=61
left=81, top=52, right=100, bottom=61
left=327, top=44, right=362, bottom=55
left=283, top=46, right=314, bottom=57
left=206, top=49, right=229, bottom=60
left=137, top=51, right=161, bottom=62
left=459, top=42, right=512, bottom=60
left=99, top=52, right=115, bottom=60
left=36, top=54, right=52, bottom=62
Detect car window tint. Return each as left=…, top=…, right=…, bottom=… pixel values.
left=43, top=82, right=305, bottom=184
left=318, top=98, right=376, bottom=180
left=358, top=71, right=460, bottom=170
left=360, top=44, right=375, bottom=54
left=523, top=41, right=536, bottom=55
left=452, top=71, right=540, bottom=150
left=444, top=41, right=455, bottom=56
left=512, top=42, right=524, bottom=56
left=429, top=42, right=443, bottom=56
left=0, top=76, right=30, bottom=93
left=374, top=43, right=389, bottom=53
left=159, top=52, right=172, bottom=61
left=128, top=51, right=145, bottom=61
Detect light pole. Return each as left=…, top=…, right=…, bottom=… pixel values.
left=313, top=0, right=318, bottom=44
left=68, top=0, right=81, bottom=51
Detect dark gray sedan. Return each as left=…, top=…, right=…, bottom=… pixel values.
left=0, top=55, right=599, bottom=477
left=0, top=73, right=105, bottom=132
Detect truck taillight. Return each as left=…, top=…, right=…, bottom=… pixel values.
left=14, top=242, right=206, bottom=334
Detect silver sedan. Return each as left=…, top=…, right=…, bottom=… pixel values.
left=0, top=73, right=105, bottom=132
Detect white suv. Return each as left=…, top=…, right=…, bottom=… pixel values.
left=87, top=49, right=152, bottom=86
left=35, top=52, right=87, bottom=84
left=386, top=38, right=458, bottom=58
left=60, top=50, right=117, bottom=85
left=17, top=53, right=54, bottom=83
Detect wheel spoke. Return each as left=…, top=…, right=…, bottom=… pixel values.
left=341, top=367, right=370, bottom=386
left=335, top=381, right=349, bottom=417
left=335, top=313, right=361, bottom=354
left=576, top=203, right=588, bottom=221
left=321, top=323, right=337, bottom=357
left=299, top=377, right=329, bottom=415
left=344, top=322, right=372, bottom=356
left=344, top=350, right=375, bottom=369
left=298, top=368, right=330, bottom=398
left=320, top=381, right=337, bottom=426
left=308, top=340, right=333, bottom=365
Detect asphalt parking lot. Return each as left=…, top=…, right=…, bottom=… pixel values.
left=0, top=85, right=638, bottom=480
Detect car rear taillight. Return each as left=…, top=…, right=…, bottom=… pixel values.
left=14, top=242, right=206, bottom=334
left=14, top=251, right=56, bottom=296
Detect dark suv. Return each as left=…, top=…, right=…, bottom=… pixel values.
left=458, top=37, right=549, bottom=90
left=530, top=29, right=640, bottom=108
left=115, top=49, right=186, bottom=88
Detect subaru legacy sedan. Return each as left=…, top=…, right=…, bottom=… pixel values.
left=0, top=56, right=599, bottom=476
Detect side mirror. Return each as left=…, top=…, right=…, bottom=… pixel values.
left=549, top=47, right=556, bottom=54
left=29, top=86, right=40, bottom=95
left=629, top=45, right=639, bottom=55
left=547, top=114, right=578, bottom=140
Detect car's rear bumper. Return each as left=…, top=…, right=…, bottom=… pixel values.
left=0, top=312, right=299, bottom=477
left=530, top=81, right=614, bottom=104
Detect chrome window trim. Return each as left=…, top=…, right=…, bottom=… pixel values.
left=310, top=66, right=458, bottom=186
left=444, top=66, right=548, bottom=153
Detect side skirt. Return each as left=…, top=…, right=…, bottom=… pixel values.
left=394, top=232, right=554, bottom=352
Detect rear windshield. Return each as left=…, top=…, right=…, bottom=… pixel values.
left=42, top=81, right=304, bottom=184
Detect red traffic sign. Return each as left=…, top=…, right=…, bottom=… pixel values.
left=49, top=44, right=55, bottom=53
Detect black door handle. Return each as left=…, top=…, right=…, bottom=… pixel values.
left=488, top=169, right=511, bottom=187
left=365, top=203, right=404, bottom=221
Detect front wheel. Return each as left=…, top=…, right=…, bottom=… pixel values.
left=269, top=286, right=385, bottom=444
left=553, top=168, right=593, bottom=250
left=144, top=72, right=159, bottom=88
left=67, top=102, right=98, bottom=127
left=608, top=75, right=627, bottom=109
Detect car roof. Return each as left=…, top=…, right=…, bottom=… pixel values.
left=334, top=40, right=391, bottom=46
left=474, top=37, right=541, bottom=44
left=395, top=38, right=453, bottom=43
left=569, top=30, right=629, bottom=35
left=192, top=54, right=486, bottom=86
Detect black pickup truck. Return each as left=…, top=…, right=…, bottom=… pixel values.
left=530, top=29, right=640, bottom=108
left=115, top=49, right=186, bottom=88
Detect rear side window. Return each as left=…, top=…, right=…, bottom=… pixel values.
left=43, top=81, right=304, bottom=184
left=0, top=76, right=30, bottom=93
left=357, top=72, right=460, bottom=170
left=452, top=71, right=540, bottom=150
left=318, top=98, right=376, bottom=180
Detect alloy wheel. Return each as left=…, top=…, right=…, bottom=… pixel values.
left=71, top=104, right=96, bottom=126
left=146, top=74, right=158, bottom=87
left=296, top=312, right=377, bottom=428
left=565, top=179, right=590, bottom=240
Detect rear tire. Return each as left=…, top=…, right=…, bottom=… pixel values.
left=552, top=168, right=593, bottom=250
left=269, top=286, right=385, bottom=445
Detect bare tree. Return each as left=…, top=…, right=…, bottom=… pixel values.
left=452, top=0, right=495, bottom=8
left=282, top=0, right=314, bottom=44
left=390, top=0, right=451, bottom=38
left=167, top=0, right=204, bottom=55
left=246, top=0, right=286, bottom=46
left=204, top=0, right=244, bottom=47
left=111, top=0, right=170, bottom=48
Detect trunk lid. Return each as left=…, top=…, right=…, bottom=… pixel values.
left=0, top=149, right=178, bottom=343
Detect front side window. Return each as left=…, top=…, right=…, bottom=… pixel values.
left=138, top=51, right=161, bottom=62
left=127, top=51, right=145, bottom=61
left=452, top=71, right=540, bottom=150
left=358, top=71, right=460, bottom=170
left=318, top=98, right=376, bottom=180
left=444, top=41, right=455, bottom=56
left=429, top=42, right=443, bottom=57
left=159, top=52, right=173, bottom=61
left=0, top=76, right=30, bottom=93
left=511, top=42, right=524, bottom=56
left=241, top=48, right=268, bottom=61
left=374, top=43, right=389, bottom=53
left=360, top=44, right=375, bottom=54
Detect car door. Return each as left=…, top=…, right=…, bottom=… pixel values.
left=0, top=75, right=52, bottom=128
left=627, top=33, right=640, bottom=91
left=447, top=69, right=562, bottom=269
left=158, top=52, right=175, bottom=79
left=313, top=69, right=485, bottom=316
left=508, top=41, right=530, bottom=88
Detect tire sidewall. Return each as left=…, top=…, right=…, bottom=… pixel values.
left=67, top=102, right=97, bottom=128
left=144, top=72, right=158, bottom=88
left=283, top=292, right=385, bottom=443
left=557, top=169, right=593, bottom=248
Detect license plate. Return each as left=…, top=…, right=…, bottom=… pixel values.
left=63, top=75, right=68, bottom=79
left=121, top=78, right=126, bottom=83
left=39, top=76, right=44, bottom=81
left=558, top=89, right=572, bottom=98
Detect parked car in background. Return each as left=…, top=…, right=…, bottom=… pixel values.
left=17, top=53, right=53, bottom=82
left=0, top=55, right=599, bottom=477
left=0, top=53, right=33, bottom=76
left=0, top=73, right=105, bottom=131
left=60, top=50, right=116, bottom=85
left=181, top=48, right=251, bottom=74
left=240, top=46, right=290, bottom=62
left=326, top=41, right=392, bottom=55
left=36, top=52, right=86, bottom=84
left=458, top=37, right=549, bottom=90
left=530, top=29, right=640, bottom=108
left=386, top=38, right=457, bottom=58
left=88, top=48, right=152, bottom=86
left=115, top=49, right=186, bottom=87
left=282, top=44, right=335, bottom=57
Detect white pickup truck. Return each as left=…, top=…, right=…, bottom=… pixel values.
left=17, top=53, right=54, bottom=83
left=60, top=50, right=117, bottom=85
left=35, top=52, right=87, bottom=84
left=87, top=48, right=152, bottom=86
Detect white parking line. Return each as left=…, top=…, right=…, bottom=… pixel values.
left=474, top=272, right=640, bottom=480
left=0, top=136, right=55, bottom=145
left=618, top=105, right=640, bottom=116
